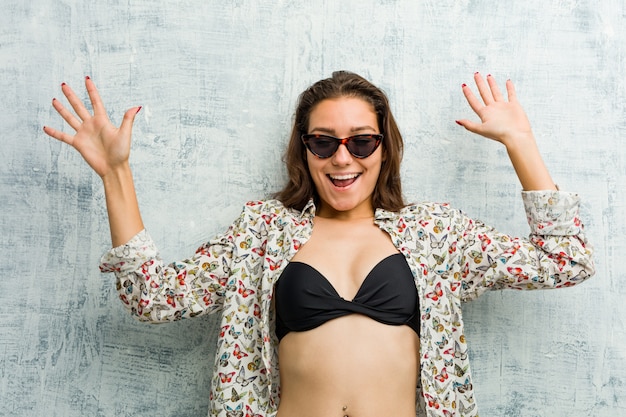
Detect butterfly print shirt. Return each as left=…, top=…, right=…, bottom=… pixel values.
left=100, top=190, right=594, bottom=417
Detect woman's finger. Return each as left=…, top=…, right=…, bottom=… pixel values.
left=61, top=82, right=92, bottom=121
left=51, top=97, right=82, bottom=131
left=85, top=76, right=107, bottom=117
left=43, top=125, right=75, bottom=147
left=505, top=79, right=518, bottom=102
left=461, top=83, right=484, bottom=115
left=486, top=75, right=504, bottom=102
left=474, top=72, right=494, bottom=105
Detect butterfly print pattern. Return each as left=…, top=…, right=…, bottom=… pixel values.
left=101, top=191, right=594, bottom=417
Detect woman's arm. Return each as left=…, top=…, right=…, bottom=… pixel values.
left=44, top=78, right=260, bottom=321
left=453, top=73, right=594, bottom=299
left=455, top=72, right=557, bottom=191
left=43, top=77, right=144, bottom=246
left=456, top=191, right=595, bottom=302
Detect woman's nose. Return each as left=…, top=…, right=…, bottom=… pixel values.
left=331, top=143, right=353, bottom=165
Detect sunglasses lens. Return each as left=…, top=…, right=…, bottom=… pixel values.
left=308, top=137, right=339, bottom=158
left=347, top=136, right=379, bottom=158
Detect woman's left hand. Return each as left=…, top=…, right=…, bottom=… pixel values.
left=456, top=73, right=533, bottom=147
left=455, top=72, right=557, bottom=191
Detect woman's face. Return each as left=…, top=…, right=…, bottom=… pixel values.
left=305, top=97, right=383, bottom=219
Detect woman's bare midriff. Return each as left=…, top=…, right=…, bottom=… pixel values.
left=276, top=314, right=420, bottom=417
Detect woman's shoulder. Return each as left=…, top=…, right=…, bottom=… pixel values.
left=376, top=201, right=467, bottom=230
left=397, top=201, right=462, bottom=218
left=237, top=199, right=314, bottom=227
left=241, top=199, right=303, bottom=215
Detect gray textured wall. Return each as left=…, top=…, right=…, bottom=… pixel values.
left=1, top=1, right=624, bottom=416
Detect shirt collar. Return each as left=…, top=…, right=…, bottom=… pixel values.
left=299, top=199, right=396, bottom=222
left=375, top=207, right=396, bottom=221
left=300, top=199, right=317, bottom=220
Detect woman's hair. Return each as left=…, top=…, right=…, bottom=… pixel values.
left=274, top=71, right=406, bottom=212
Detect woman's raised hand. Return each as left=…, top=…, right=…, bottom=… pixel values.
left=455, top=73, right=533, bottom=147
left=44, top=77, right=145, bottom=246
left=43, top=77, right=141, bottom=179
left=455, top=73, right=557, bottom=191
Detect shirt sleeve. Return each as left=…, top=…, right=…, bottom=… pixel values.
left=99, top=206, right=252, bottom=322
left=459, top=190, right=595, bottom=302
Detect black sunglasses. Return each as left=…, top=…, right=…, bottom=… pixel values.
left=301, top=133, right=383, bottom=159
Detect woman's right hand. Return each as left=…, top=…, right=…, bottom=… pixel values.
left=43, top=77, right=141, bottom=179
left=45, top=77, right=145, bottom=246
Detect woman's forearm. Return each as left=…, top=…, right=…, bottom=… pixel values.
left=505, top=132, right=558, bottom=191
left=102, top=164, right=145, bottom=247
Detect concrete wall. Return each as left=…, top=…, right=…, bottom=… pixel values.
left=1, top=1, right=624, bottom=416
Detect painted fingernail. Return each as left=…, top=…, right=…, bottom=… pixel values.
left=85, top=75, right=91, bottom=80
left=474, top=71, right=479, bottom=75
left=461, top=83, right=467, bottom=88
left=455, top=120, right=463, bottom=126
left=61, top=82, right=66, bottom=86
left=136, top=106, right=142, bottom=114
left=487, top=74, right=492, bottom=77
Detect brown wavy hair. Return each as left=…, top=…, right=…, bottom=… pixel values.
left=273, top=71, right=406, bottom=212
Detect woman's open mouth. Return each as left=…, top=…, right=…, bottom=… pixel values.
left=327, top=173, right=360, bottom=188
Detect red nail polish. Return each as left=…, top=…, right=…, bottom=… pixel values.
left=474, top=71, right=479, bottom=75
left=455, top=120, right=463, bottom=126
left=461, top=83, right=467, bottom=88
left=487, top=74, right=492, bottom=77
left=61, top=82, right=66, bottom=86
left=136, top=106, right=142, bottom=114
left=85, top=75, right=91, bottom=80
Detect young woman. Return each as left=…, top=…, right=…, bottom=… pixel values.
left=44, top=71, right=594, bottom=417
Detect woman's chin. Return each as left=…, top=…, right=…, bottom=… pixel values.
left=318, top=198, right=373, bottom=218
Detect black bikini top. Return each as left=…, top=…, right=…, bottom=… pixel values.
left=274, top=253, right=420, bottom=341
